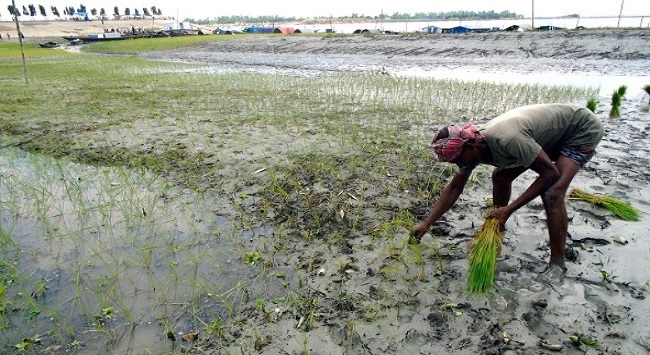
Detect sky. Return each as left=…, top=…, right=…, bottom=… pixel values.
left=2, top=0, right=647, bottom=20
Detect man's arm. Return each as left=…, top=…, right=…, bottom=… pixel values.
left=490, top=150, right=560, bottom=223
left=412, top=172, right=471, bottom=239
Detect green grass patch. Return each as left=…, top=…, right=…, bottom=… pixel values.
left=83, top=33, right=243, bottom=54
left=0, top=42, right=74, bottom=58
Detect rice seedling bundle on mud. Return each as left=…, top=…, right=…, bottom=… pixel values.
left=569, top=188, right=641, bottom=221
left=468, top=217, right=503, bottom=293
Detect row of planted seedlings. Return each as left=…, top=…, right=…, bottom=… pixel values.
left=1, top=51, right=598, bottom=352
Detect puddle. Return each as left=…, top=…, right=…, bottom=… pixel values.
left=0, top=148, right=271, bottom=353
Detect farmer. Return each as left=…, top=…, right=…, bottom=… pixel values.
left=412, top=103, right=604, bottom=277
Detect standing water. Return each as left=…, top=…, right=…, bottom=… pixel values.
left=0, top=148, right=275, bottom=353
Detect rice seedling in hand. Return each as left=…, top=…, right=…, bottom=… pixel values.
left=569, top=188, right=641, bottom=221
left=467, top=217, right=503, bottom=293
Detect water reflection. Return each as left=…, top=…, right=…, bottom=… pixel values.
left=0, top=148, right=261, bottom=353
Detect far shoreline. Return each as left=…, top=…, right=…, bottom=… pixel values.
left=1, top=16, right=648, bottom=39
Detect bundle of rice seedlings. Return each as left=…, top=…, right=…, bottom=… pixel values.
left=586, top=97, right=598, bottom=113
left=467, top=217, right=503, bottom=293
left=569, top=188, right=641, bottom=221
left=609, top=90, right=622, bottom=117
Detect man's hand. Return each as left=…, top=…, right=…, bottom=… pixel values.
left=485, top=206, right=511, bottom=227
left=410, top=223, right=429, bottom=243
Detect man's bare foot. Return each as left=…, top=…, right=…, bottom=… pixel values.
left=536, top=263, right=567, bottom=284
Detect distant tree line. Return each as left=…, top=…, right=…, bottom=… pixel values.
left=3, top=3, right=162, bottom=19
left=188, top=10, right=521, bottom=25
left=389, top=10, right=521, bottom=20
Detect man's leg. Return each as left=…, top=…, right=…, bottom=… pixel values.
left=540, top=155, right=582, bottom=267
left=492, top=167, right=527, bottom=207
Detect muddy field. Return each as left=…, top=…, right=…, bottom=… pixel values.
left=155, top=31, right=650, bottom=354
left=2, top=29, right=650, bottom=354
left=142, top=29, right=650, bottom=76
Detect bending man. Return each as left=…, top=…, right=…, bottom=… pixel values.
left=412, top=104, right=604, bottom=275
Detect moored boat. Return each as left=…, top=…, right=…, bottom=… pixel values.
left=38, top=41, right=60, bottom=48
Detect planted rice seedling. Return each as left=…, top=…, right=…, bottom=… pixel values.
left=569, top=188, right=641, bottom=221
left=587, top=97, right=598, bottom=113
left=609, top=85, right=627, bottom=118
left=467, top=217, right=503, bottom=293
left=610, top=90, right=622, bottom=117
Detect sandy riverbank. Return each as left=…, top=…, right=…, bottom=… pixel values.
left=0, top=19, right=186, bottom=38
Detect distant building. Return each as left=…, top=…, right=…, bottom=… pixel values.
left=214, top=27, right=238, bottom=35
left=352, top=28, right=381, bottom=35
left=422, top=25, right=442, bottom=34
left=504, top=25, right=523, bottom=32
left=536, top=25, right=565, bottom=32
left=443, top=26, right=471, bottom=34
left=243, top=26, right=274, bottom=34
left=164, top=22, right=192, bottom=31
left=273, top=27, right=296, bottom=34
left=441, top=26, right=494, bottom=34
left=72, top=12, right=90, bottom=21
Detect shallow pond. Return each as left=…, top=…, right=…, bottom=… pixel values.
left=0, top=148, right=276, bottom=353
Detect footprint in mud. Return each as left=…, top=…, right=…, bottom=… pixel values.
left=570, top=236, right=611, bottom=248
left=522, top=299, right=560, bottom=336
left=426, top=311, right=449, bottom=341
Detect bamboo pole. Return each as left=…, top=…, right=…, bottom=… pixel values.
left=531, top=0, right=535, bottom=30
left=11, top=0, right=28, bottom=84
left=617, top=0, right=625, bottom=28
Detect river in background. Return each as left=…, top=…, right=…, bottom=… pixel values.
left=223, top=16, right=650, bottom=34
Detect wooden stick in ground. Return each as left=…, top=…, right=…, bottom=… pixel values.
left=11, top=0, right=29, bottom=84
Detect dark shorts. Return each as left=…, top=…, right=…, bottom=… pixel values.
left=561, top=146, right=596, bottom=167
left=559, top=108, right=603, bottom=167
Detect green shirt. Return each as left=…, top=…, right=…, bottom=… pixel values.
left=480, top=104, right=603, bottom=169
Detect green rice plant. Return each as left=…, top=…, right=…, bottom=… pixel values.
left=586, top=97, right=598, bottom=113
left=609, top=90, right=622, bottom=117
left=467, top=217, right=503, bottom=293
left=0, top=283, right=6, bottom=314
left=408, top=243, right=427, bottom=281
left=644, top=84, right=650, bottom=104
left=569, top=188, right=641, bottom=221
left=609, top=85, right=627, bottom=117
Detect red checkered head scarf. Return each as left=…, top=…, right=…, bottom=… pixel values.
left=430, top=122, right=484, bottom=162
